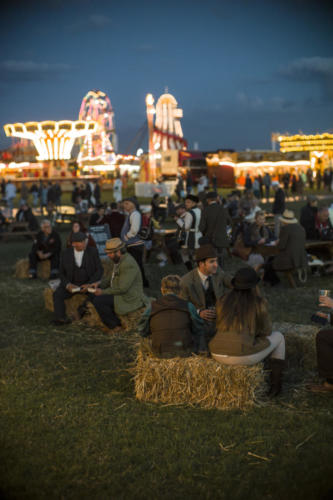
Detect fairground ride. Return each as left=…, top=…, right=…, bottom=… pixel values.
left=77, top=90, right=117, bottom=168
left=277, top=132, right=333, bottom=171
left=144, top=91, right=187, bottom=181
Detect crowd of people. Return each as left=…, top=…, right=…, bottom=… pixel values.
left=2, top=171, right=333, bottom=397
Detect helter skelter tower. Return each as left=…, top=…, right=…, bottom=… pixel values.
left=145, top=91, right=187, bottom=181
left=77, top=89, right=117, bottom=166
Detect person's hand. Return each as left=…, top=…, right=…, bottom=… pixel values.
left=66, top=283, right=78, bottom=292
left=258, top=238, right=266, bottom=245
left=272, top=239, right=279, bottom=246
left=200, top=309, right=216, bottom=321
left=319, top=295, right=333, bottom=309
left=94, top=288, right=103, bottom=296
left=37, top=250, right=44, bottom=259
left=316, top=311, right=329, bottom=319
left=80, top=283, right=89, bottom=292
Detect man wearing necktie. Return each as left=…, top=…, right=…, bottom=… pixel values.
left=180, top=244, right=231, bottom=340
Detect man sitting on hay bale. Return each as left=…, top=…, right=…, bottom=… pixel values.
left=180, top=244, right=230, bottom=341
left=29, top=220, right=61, bottom=280
left=51, top=232, right=103, bottom=325
left=90, top=238, right=149, bottom=330
left=138, top=275, right=206, bottom=358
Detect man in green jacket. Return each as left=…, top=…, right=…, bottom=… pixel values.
left=91, top=238, right=149, bottom=329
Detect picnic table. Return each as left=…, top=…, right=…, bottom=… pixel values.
left=0, top=221, right=38, bottom=242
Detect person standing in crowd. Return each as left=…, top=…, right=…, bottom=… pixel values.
left=199, top=191, right=230, bottom=266
left=300, top=195, right=318, bottom=240
left=316, top=167, right=322, bottom=191
left=306, top=167, right=314, bottom=189
left=209, top=267, right=285, bottom=397
left=263, top=172, right=271, bottom=202
left=175, top=174, right=185, bottom=202
left=93, top=179, right=101, bottom=205
left=71, top=181, right=80, bottom=205
left=104, top=202, right=125, bottom=238
left=282, top=172, right=290, bottom=197
left=5, top=179, right=16, bottom=217
left=186, top=169, right=193, bottom=195
left=245, top=173, right=252, bottom=190
left=20, top=181, right=29, bottom=205
left=28, top=219, right=61, bottom=279
left=54, top=182, right=62, bottom=208
left=272, top=181, right=285, bottom=238
left=29, top=183, right=39, bottom=208
left=121, top=197, right=149, bottom=287
left=180, top=244, right=230, bottom=343
left=211, top=173, right=217, bottom=191
left=263, top=210, right=307, bottom=286
left=174, top=201, right=197, bottom=271
left=113, top=173, right=123, bottom=203
left=138, top=274, right=206, bottom=357
left=91, top=238, right=148, bottom=330
left=52, top=232, right=103, bottom=325
left=253, top=177, right=260, bottom=199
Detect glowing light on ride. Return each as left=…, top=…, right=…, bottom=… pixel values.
left=152, top=92, right=187, bottom=151
left=78, top=89, right=117, bottom=166
left=278, top=133, right=333, bottom=152
left=4, top=120, right=97, bottom=161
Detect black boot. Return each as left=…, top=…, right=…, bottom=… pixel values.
left=267, top=358, right=285, bottom=398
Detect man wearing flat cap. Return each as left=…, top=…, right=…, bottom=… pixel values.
left=180, top=244, right=230, bottom=340
left=199, top=191, right=230, bottom=266
left=52, top=231, right=103, bottom=325
left=174, top=194, right=202, bottom=270
left=90, top=238, right=149, bottom=329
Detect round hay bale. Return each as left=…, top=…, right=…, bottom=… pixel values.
left=134, top=346, right=265, bottom=411
left=15, top=258, right=50, bottom=279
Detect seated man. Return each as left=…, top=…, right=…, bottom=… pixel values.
left=16, top=202, right=39, bottom=231
left=52, top=231, right=103, bottom=325
left=138, top=275, right=205, bottom=358
left=180, top=244, right=230, bottom=341
left=263, top=210, right=307, bottom=286
left=243, top=210, right=273, bottom=270
left=29, top=220, right=61, bottom=279
left=91, top=238, right=149, bottom=329
left=315, top=206, right=333, bottom=240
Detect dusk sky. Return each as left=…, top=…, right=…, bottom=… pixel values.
left=1, top=0, right=333, bottom=154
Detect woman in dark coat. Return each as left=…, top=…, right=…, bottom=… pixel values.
left=66, top=220, right=96, bottom=248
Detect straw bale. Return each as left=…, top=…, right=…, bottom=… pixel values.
left=15, top=258, right=50, bottom=279
left=273, top=322, right=319, bottom=371
left=83, top=302, right=146, bottom=334
left=134, top=344, right=265, bottom=410
left=43, top=287, right=87, bottom=320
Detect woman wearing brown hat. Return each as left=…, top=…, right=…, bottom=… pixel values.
left=209, top=267, right=285, bottom=397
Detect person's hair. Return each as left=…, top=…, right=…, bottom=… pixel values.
left=41, top=219, right=51, bottom=226
left=110, top=202, right=117, bottom=210
left=216, top=288, right=268, bottom=335
left=161, top=275, right=181, bottom=295
left=72, top=220, right=87, bottom=232
left=318, top=206, right=329, bottom=213
left=255, top=210, right=265, bottom=220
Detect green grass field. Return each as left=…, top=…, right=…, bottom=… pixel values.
left=1, top=194, right=333, bottom=500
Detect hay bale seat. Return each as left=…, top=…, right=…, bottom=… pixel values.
left=134, top=346, right=265, bottom=411
left=15, top=258, right=50, bottom=279
left=84, top=302, right=147, bottom=333
left=134, top=322, right=321, bottom=410
left=43, top=287, right=87, bottom=321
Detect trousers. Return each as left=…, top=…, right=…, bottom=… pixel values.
left=211, top=331, right=285, bottom=366
left=91, top=295, right=121, bottom=329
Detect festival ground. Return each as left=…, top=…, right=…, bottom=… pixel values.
left=1, top=196, right=333, bottom=500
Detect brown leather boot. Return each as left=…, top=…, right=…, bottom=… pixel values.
left=267, top=358, right=285, bottom=398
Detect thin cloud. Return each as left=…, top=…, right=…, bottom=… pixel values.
left=236, top=92, right=296, bottom=112
left=279, top=57, right=333, bottom=100
left=67, top=14, right=112, bottom=32
left=0, top=60, right=73, bottom=82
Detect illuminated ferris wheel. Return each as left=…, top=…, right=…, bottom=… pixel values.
left=77, top=89, right=117, bottom=165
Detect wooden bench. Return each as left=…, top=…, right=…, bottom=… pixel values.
left=1, top=222, right=37, bottom=242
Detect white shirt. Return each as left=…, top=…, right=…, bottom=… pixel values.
left=124, top=210, right=141, bottom=240
left=74, top=249, right=84, bottom=268
left=197, top=269, right=211, bottom=290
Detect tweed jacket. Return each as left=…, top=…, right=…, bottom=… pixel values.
left=101, top=252, right=149, bottom=315
left=199, top=202, right=230, bottom=248
left=59, top=246, right=103, bottom=287
left=273, top=223, right=307, bottom=271
left=180, top=267, right=229, bottom=310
